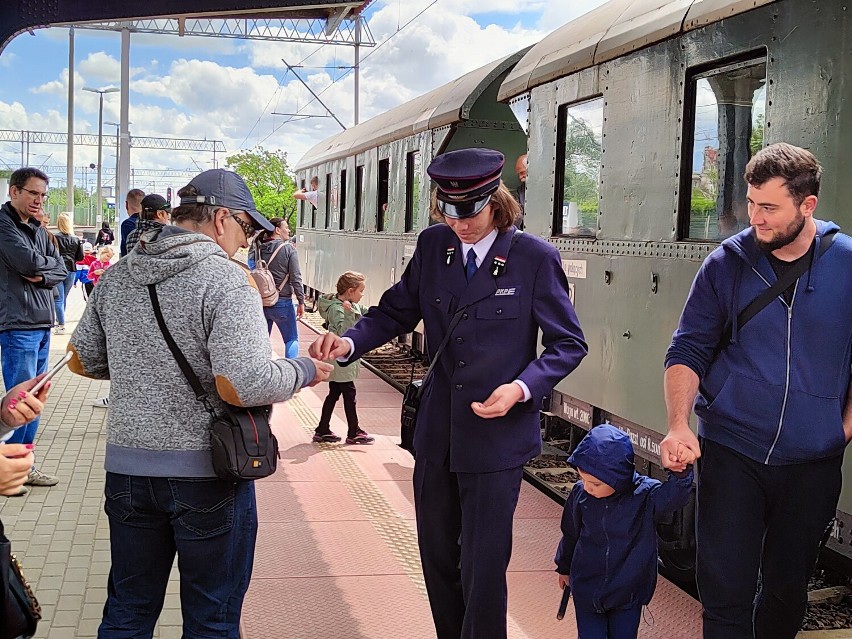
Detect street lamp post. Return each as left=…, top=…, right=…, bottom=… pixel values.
left=105, top=120, right=130, bottom=225
left=83, top=86, right=119, bottom=226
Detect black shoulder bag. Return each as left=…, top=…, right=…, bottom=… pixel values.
left=147, top=285, right=279, bottom=481
left=718, top=231, right=836, bottom=351
left=1, top=519, right=41, bottom=639
left=400, top=306, right=468, bottom=455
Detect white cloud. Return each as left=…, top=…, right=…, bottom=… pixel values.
left=1, top=1, right=614, bottom=184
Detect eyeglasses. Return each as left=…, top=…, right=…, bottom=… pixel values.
left=18, top=187, right=49, bottom=201
left=229, top=212, right=256, bottom=241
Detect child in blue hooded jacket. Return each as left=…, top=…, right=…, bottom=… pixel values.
left=554, top=424, right=694, bottom=638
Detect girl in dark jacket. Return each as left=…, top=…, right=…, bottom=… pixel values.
left=555, top=424, right=694, bottom=638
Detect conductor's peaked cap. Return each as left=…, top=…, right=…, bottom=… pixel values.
left=427, top=148, right=504, bottom=219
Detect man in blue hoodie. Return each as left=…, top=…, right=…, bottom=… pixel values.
left=662, top=143, right=852, bottom=639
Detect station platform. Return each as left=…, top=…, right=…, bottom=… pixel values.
left=0, top=287, right=703, bottom=638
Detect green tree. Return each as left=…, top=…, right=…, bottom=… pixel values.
left=562, top=114, right=602, bottom=228
left=225, top=146, right=298, bottom=229
left=751, top=114, right=765, bottom=155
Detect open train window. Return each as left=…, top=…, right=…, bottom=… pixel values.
left=324, top=173, right=332, bottom=229
left=553, top=97, right=603, bottom=237
left=377, top=158, right=389, bottom=232
left=299, top=179, right=306, bottom=227
left=355, top=165, right=364, bottom=230
left=405, top=151, right=420, bottom=233
left=680, top=56, right=766, bottom=241
left=339, top=169, right=347, bottom=230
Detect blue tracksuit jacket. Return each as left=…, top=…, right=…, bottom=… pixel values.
left=665, top=220, right=852, bottom=465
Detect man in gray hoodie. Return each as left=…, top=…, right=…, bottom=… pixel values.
left=69, top=169, right=332, bottom=637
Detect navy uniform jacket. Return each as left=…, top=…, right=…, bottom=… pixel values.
left=345, top=224, right=587, bottom=473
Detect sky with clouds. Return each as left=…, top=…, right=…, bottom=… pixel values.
left=0, top=0, right=607, bottom=195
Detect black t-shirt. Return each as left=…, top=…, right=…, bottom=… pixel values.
left=765, top=243, right=815, bottom=304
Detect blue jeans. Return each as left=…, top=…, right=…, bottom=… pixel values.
left=264, top=298, right=299, bottom=358
left=98, top=473, right=258, bottom=638
left=574, top=606, right=642, bottom=639
left=0, top=329, right=50, bottom=443
left=54, top=271, right=76, bottom=325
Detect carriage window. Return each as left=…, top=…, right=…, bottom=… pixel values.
left=682, top=58, right=766, bottom=241
left=377, top=158, right=389, bottom=232
left=554, top=97, right=603, bottom=237
left=405, top=151, right=420, bottom=232
left=339, top=169, right=347, bottom=230
left=509, top=92, right=530, bottom=135
left=299, top=179, right=306, bottom=227
left=324, top=174, right=332, bottom=229
left=355, top=165, right=364, bottom=230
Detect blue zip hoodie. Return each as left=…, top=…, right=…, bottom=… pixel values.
left=665, top=220, right=852, bottom=465
left=554, top=425, right=693, bottom=613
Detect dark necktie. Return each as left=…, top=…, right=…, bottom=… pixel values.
left=465, top=248, right=478, bottom=281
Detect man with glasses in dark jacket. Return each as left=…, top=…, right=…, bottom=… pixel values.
left=0, top=167, right=67, bottom=493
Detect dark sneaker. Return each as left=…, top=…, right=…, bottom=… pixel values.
left=345, top=430, right=375, bottom=445
left=312, top=432, right=341, bottom=443
left=25, top=468, right=59, bottom=486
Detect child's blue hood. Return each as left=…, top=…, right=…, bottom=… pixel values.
left=568, top=424, right=635, bottom=492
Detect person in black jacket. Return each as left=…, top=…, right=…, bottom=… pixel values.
left=95, top=221, right=115, bottom=247
left=0, top=167, right=66, bottom=489
left=53, top=212, right=83, bottom=334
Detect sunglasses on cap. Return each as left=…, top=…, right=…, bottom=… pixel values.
left=437, top=194, right=492, bottom=219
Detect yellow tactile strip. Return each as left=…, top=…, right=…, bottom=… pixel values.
left=286, top=394, right=427, bottom=595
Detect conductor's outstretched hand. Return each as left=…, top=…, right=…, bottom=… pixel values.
left=471, top=382, right=525, bottom=419
left=309, top=333, right=351, bottom=361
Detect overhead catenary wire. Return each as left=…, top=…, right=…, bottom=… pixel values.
left=252, top=0, right=438, bottom=147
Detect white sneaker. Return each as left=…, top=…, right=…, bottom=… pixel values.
left=54, top=325, right=65, bottom=335
left=92, top=396, right=110, bottom=408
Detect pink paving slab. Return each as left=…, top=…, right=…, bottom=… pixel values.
left=344, top=448, right=415, bottom=482
left=514, top=480, right=565, bottom=519
left=242, top=575, right=435, bottom=639
left=508, top=518, right=564, bottom=572
left=255, top=481, right=366, bottom=523
left=254, top=520, right=408, bottom=579
left=370, top=480, right=417, bottom=520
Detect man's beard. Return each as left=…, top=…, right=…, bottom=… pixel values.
left=754, top=210, right=806, bottom=252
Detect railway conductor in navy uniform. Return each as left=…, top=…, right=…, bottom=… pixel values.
left=310, top=147, right=587, bottom=639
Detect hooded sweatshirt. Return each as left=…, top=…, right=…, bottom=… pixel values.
left=318, top=293, right=365, bottom=383
left=665, top=220, right=852, bottom=465
left=69, top=225, right=317, bottom=478
left=554, top=425, right=693, bottom=613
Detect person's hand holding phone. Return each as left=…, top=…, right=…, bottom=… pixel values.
left=1, top=375, right=51, bottom=428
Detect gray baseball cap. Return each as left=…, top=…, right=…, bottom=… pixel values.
left=180, top=169, right=274, bottom=232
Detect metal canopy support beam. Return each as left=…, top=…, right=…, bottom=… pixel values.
left=0, top=129, right=226, bottom=152
left=325, top=7, right=351, bottom=36
left=118, top=27, right=131, bottom=231
left=61, top=16, right=375, bottom=47
left=66, top=27, right=75, bottom=210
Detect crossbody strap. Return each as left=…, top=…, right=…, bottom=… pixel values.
left=414, top=306, right=469, bottom=401
left=147, top=284, right=218, bottom=419
left=718, top=231, right=836, bottom=350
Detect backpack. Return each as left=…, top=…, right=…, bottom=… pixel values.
left=250, top=243, right=289, bottom=307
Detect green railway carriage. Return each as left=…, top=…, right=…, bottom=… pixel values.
left=296, top=0, right=852, bottom=565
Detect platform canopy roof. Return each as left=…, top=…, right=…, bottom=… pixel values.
left=498, top=0, right=778, bottom=101
left=1, top=0, right=374, bottom=53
